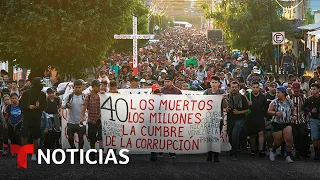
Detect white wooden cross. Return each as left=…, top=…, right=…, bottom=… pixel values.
left=114, top=15, right=155, bottom=76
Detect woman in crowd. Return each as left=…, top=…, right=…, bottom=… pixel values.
left=5, top=93, right=23, bottom=150
left=268, top=86, right=294, bottom=163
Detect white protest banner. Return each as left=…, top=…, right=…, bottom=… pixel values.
left=101, top=94, right=223, bottom=153
left=60, top=86, right=97, bottom=151
left=118, top=88, right=151, bottom=94
left=118, top=88, right=205, bottom=95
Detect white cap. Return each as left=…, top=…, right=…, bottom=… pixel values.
left=237, top=57, right=242, bottom=61
left=140, top=79, right=146, bottom=83
left=253, top=69, right=261, bottom=74
left=161, top=69, right=167, bottom=73
left=259, top=83, right=264, bottom=89
left=251, top=56, right=256, bottom=62
left=243, top=63, right=248, bottom=67
left=253, top=66, right=258, bottom=69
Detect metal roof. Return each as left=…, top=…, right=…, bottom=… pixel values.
left=298, top=22, right=320, bottom=30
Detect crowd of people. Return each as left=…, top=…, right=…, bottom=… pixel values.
left=0, top=27, right=320, bottom=165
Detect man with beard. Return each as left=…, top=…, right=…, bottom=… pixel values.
left=246, top=81, right=268, bottom=156
left=228, top=81, right=249, bottom=160
left=20, top=77, right=47, bottom=161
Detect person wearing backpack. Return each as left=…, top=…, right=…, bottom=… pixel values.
left=45, top=88, right=61, bottom=150
left=62, top=80, right=86, bottom=156
left=5, top=93, right=23, bottom=152
left=246, top=81, right=268, bottom=156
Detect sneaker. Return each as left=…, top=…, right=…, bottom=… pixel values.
left=230, top=156, right=238, bottom=161
left=169, top=155, right=176, bottom=159
left=31, top=154, right=37, bottom=161
left=269, top=150, right=275, bottom=161
left=285, top=156, right=293, bottom=163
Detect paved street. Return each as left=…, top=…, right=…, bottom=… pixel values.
left=1, top=152, right=319, bottom=180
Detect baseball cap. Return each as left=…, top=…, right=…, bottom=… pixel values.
left=140, top=79, right=146, bottom=83
left=152, top=84, right=161, bottom=92
left=277, top=86, right=286, bottom=93
left=161, top=69, right=167, bottom=73
left=32, top=77, right=46, bottom=85
left=46, top=87, right=55, bottom=94
left=243, top=63, right=248, bottom=68
left=270, top=82, right=278, bottom=87
left=292, top=82, right=301, bottom=91
left=91, top=79, right=101, bottom=87
left=130, top=76, right=139, bottom=82
left=253, top=69, right=261, bottom=74
left=165, top=75, right=174, bottom=81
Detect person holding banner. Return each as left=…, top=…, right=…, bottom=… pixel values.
left=203, top=75, right=228, bottom=162
left=80, top=79, right=101, bottom=161
left=161, top=75, right=182, bottom=159
left=129, top=76, right=140, bottom=89
left=62, top=80, right=86, bottom=156
left=227, top=81, right=249, bottom=161
left=150, top=84, right=162, bottom=161
left=109, top=81, right=119, bottom=93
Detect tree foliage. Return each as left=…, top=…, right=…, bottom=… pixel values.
left=0, top=0, right=148, bottom=78
left=303, top=8, right=314, bottom=25
left=201, top=0, right=294, bottom=54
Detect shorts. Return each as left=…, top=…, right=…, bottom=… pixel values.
left=21, top=118, right=41, bottom=139
left=271, top=123, right=291, bottom=133
left=88, top=122, right=102, bottom=143
left=67, top=123, right=85, bottom=138
left=246, top=117, right=265, bottom=135
left=309, top=118, right=320, bottom=140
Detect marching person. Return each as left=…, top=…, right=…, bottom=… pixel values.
left=268, top=86, right=294, bottom=163
left=45, top=88, right=61, bottom=149
left=80, top=79, right=101, bottom=161
left=227, top=81, right=249, bottom=161
left=150, top=84, right=162, bottom=161
left=290, top=82, right=309, bottom=158
left=62, top=80, right=86, bottom=156
left=203, top=76, right=227, bottom=162
left=161, top=75, right=182, bottom=159
left=5, top=93, right=23, bottom=150
left=246, top=81, right=267, bottom=156
left=20, top=77, right=47, bottom=161
left=302, top=83, right=320, bottom=160
left=265, top=82, right=277, bottom=154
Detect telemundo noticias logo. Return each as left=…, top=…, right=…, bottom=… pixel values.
left=11, top=144, right=130, bottom=168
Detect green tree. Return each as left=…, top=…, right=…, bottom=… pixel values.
left=201, top=0, right=294, bottom=71
left=304, top=8, right=314, bottom=25
left=0, top=0, right=148, bottom=79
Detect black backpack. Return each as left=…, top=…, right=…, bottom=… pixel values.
left=67, top=93, right=85, bottom=104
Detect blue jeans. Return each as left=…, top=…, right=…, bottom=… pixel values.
left=231, top=119, right=245, bottom=157
left=310, top=118, right=320, bottom=140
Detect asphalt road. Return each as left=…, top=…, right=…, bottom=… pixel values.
left=1, top=152, right=319, bottom=180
